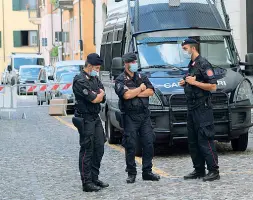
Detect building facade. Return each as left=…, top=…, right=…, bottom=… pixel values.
left=60, top=0, right=96, bottom=61
left=0, top=0, right=40, bottom=74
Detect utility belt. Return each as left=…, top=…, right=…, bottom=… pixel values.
left=186, top=95, right=212, bottom=110
left=122, top=107, right=150, bottom=115
left=74, top=110, right=99, bottom=121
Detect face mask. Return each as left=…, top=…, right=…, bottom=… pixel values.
left=90, top=70, right=98, bottom=77
left=129, top=63, right=138, bottom=73
left=183, top=50, right=192, bottom=59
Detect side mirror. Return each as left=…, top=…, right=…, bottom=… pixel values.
left=111, top=57, right=124, bottom=79
left=244, top=53, right=253, bottom=75
left=7, top=65, right=12, bottom=72
left=48, top=75, right=54, bottom=80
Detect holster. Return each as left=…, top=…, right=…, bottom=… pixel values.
left=72, top=117, right=85, bottom=134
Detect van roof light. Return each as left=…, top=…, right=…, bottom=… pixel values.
left=169, top=0, right=180, bottom=7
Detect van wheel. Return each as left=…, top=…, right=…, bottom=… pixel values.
left=135, top=137, right=142, bottom=157
left=105, top=113, right=118, bottom=144
left=231, top=132, right=248, bottom=151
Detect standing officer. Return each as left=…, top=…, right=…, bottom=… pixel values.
left=179, top=38, right=220, bottom=181
left=115, top=52, right=160, bottom=184
left=72, top=53, right=109, bottom=192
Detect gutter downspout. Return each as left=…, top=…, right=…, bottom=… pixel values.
left=2, top=0, right=5, bottom=62
left=79, top=0, right=83, bottom=60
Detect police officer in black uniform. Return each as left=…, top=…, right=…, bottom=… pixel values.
left=179, top=38, right=220, bottom=181
left=115, top=52, right=160, bottom=184
left=72, top=53, right=109, bottom=192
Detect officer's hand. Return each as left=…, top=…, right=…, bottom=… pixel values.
left=185, top=76, right=197, bottom=85
left=140, top=83, right=146, bottom=91
left=99, top=89, right=105, bottom=96
left=179, top=79, right=185, bottom=86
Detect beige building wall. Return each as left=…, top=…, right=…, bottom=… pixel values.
left=0, top=0, right=39, bottom=75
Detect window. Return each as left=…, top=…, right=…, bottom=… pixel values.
left=13, top=30, right=38, bottom=47
left=13, top=0, right=37, bottom=11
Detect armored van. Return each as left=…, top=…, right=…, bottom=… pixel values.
left=99, top=0, right=253, bottom=155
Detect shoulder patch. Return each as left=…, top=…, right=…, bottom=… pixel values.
left=83, top=89, right=88, bottom=95
left=117, top=83, right=121, bottom=90
left=206, top=69, right=214, bottom=77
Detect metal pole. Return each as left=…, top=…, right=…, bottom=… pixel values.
left=61, top=8, right=64, bottom=61
left=79, top=0, right=82, bottom=60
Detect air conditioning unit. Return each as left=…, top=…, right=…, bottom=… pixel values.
left=55, top=0, right=73, bottom=10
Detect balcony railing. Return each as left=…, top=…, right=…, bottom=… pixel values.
left=27, top=8, right=41, bottom=25
left=55, top=0, right=73, bottom=10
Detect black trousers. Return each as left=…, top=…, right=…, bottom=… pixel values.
left=73, top=115, right=106, bottom=184
left=187, top=104, right=219, bottom=172
left=122, top=112, right=155, bottom=175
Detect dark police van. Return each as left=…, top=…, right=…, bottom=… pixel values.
left=99, top=0, right=253, bottom=154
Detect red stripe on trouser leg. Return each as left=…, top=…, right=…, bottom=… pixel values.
left=208, top=141, right=218, bottom=166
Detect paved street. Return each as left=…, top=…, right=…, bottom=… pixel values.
left=1, top=94, right=253, bottom=200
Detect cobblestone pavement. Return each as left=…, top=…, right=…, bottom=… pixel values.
left=1, top=95, right=253, bottom=200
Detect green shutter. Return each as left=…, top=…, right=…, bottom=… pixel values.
left=13, top=31, right=22, bottom=47
left=12, top=0, right=20, bottom=11
left=0, top=32, right=1, bottom=48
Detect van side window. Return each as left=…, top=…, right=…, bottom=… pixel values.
left=104, top=32, right=113, bottom=71
left=100, top=33, right=108, bottom=71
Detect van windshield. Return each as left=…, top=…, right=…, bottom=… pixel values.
left=14, top=58, right=45, bottom=70
left=137, top=36, right=233, bottom=68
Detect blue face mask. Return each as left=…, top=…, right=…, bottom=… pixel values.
left=90, top=70, right=98, bottom=77
left=129, top=63, right=138, bottom=73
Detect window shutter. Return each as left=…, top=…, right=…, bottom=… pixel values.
left=13, top=31, right=22, bottom=47
left=12, top=0, right=21, bottom=11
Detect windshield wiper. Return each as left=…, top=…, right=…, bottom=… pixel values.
left=141, top=65, right=186, bottom=72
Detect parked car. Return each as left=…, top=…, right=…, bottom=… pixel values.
left=48, top=60, right=85, bottom=82
left=54, top=72, right=78, bottom=111
left=36, top=67, right=54, bottom=105
left=17, top=65, right=43, bottom=95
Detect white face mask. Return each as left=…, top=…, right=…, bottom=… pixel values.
left=183, top=50, right=192, bottom=59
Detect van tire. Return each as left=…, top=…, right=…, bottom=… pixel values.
left=231, top=132, right=248, bottom=151
left=105, top=113, right=118, bottom=144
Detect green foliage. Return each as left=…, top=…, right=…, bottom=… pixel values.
left=51, top=46, right=58, bottom=57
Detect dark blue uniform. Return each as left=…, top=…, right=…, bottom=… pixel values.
left=185, top=55, right=219, bottom=173
left=72, top=70, right=106, bottom=185
left=115, top=71, right=155, bottom=176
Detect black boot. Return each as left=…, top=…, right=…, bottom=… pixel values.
left=142, top=172, right=160, bottom=181
left=184, top=170, right=206, bottom=180
left=93, top=180, right=109, bottom=188
left=203, top=170, right=220, bottom=182
left=82, top=183, right=101, bottom=192
left=126, top=175, right=136, bottom=184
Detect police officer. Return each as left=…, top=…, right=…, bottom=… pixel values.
left=179, top=38, right=220, bottom=181
left=115, top=52, right=160, bottom=184
left=72, top=53, right=109, bottom=192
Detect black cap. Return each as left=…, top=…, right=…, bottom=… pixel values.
left=87, top=53, right=103, bottom=65
left=181, top=38, right=199, bottom=46
left=122, top=52, right=137, bottom=63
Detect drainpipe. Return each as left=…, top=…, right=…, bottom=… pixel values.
left=2, top=0, right=5, bottom=62
left=79, top=0, right=83, bottom=60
